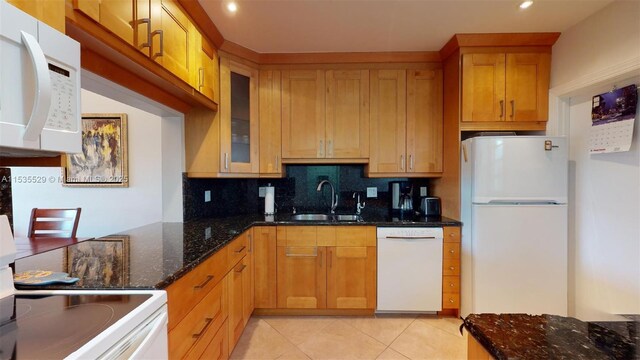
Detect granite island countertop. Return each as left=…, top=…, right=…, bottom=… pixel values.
left=14, top=213, right=460, bottom=290
left=463, top=313, right=639, bottom=359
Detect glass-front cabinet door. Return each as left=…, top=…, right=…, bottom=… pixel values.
left=220, top=57, right=259, bottom=174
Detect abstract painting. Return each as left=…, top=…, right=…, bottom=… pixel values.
left=64, top=236, right=130, bottom=287
left=63, top=114, right=128, bottom=187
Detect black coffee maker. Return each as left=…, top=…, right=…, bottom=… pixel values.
left=389, top=181, right=413, bottom=217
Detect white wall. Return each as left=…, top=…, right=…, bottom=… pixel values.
left=11, top=89, right=184, bottom=238
left=549, top=0, right=640, bottom=321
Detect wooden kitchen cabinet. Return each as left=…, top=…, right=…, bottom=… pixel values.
left=326, top=227, right=377, bottom=309
left=254, top=226, right=277, bottom=308
left=259, top=70, right=283, bottom=177
left=200, top=320, right=229, bottom=360
left=193, top=32, right=219, bottom=102
left=442, top=226, right=461, bottom=312
left=150, top=0, right=194, bottom=83
left=220, top=57, right=259, bottom=174
left=461, top=52, right=550, bottom=128
left=325, top=70, right=370, bottom=159
left=276, top=245, right=326, bottom=309
left=281, top=70, right=326, bottom=159
left=9, top=0, right=64, bottom=32
left=244, top=230, right=255, bottom=326
left=228, top=255, right=252, bottom=351
left=75, top=0, right=135, bottom=46
left=368, top=69, right=443, bottom=177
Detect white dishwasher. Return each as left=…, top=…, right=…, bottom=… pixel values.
left=377, top=227, right=443, bottom=312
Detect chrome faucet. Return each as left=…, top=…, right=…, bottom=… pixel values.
left=316, top=180, right=338, bottom=214
left=353, top=192, right=366, bottom=215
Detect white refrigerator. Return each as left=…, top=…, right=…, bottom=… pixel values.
left=460, top=136, right=568, bottom=317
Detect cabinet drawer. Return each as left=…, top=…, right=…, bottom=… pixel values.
left=442, top=293, right=460, bottom=309
left=198, top=319, right=229, bottom=360
left=228, top=232, right=249, bottom=269
left=443, top=242, right=460, bottom=260
left=169, top=278, right=228, bottom=359
left=443, top=275, right=460, bottom=293
left=167, top=247, right=228, bottom=329
left=333, top=226, right=376, bottom=247
left=277, top=226, right=317, bottom=247
left=443, top=259, right=460, bottom=276
left=444, top=227, right=461, bottom=243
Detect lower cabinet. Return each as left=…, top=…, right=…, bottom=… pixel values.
left=442, top=227, right=461, bottom=313
left=227, top=233, right=254, bottom=352
left=200, top=320, right=229, bottom=360
left=274, top=226, right=376, bottom=310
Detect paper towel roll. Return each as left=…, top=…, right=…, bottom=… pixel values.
left=265, top=185, right=275, bottom=215
left=391, top=183, right=400, bottom=209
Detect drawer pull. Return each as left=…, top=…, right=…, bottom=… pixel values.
left=192, top=317, right=213, bottom=339
left=235, top=245, right=246, bottom=254
left=449, top=299, right=455, bottom=303
left=194, top=275, right=214, bottom=290
left=449, top=283, right=455, bottom=287
left=449, top=266, right=455, bottom=270
left=285, top=247, right=318, bottom=257
left=449, top=249, right=455, bottom=254
left=235, top=264, right=247, bottom=273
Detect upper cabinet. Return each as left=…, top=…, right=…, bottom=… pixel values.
left=281, top=69, right=369, bottom=161
left=461, top=52, right=551, bottom=130
left=281, top=70, right=326, bottom=159
left=368, top=69, right=443, bottom=177
left=259, top=70, right=283, bottom=177
left=220, top=57, right=259, bottom=174
left=9, top=0, right=65, bottom=32
left=150, top=0, right=194, bottom=84
left=193, top=33, right=218, bottom=102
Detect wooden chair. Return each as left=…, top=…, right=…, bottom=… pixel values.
left=27, top=208, right=81, bottom=238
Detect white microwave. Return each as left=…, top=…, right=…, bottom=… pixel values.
left=0, top=0, right=81, bottom=156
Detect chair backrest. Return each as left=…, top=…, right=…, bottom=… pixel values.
left=28, top=208, right=81, bottom=238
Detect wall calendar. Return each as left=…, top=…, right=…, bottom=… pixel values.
left=590, top=84, right=637, bottom=154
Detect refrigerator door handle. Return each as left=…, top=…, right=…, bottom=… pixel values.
left=487, top=200, right=562, bottom=205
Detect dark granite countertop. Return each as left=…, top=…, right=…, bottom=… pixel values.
left=13, top=213, right=460, bottom=291
left=463, top=313, right=639, bottom=360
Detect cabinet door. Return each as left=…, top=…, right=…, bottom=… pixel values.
left=369, top=70, right=407, bottom=174
left=259, top=70, right=283, bottom=176
left=505, top=53, right=550, bottom=122
left=11, top=0, right=65, bottom=32
left=276, top=246, right=326, bottom=309
left=99, top=1, right=135, bottom=45
left=199, top=321, right=229, bottom=360
left=406, top=69, right=443, bottom=174
left=326, top=246, right=377, bottom=309
left=151, top=0, right=192, bottom=83
left=220, top=58, right=259, bottom=174
left=254, top=226, right=277, bottom=308
left=281, top=70, right=325, bottom=158
left=243, top=232, right=255, bottom=326
left=325, top=70, right=369, bottom=159
left=227, top=257, right=248, bottom=352
left=194, top=33, right=218, bottom=101
left=461, top=53, right=506, bottom=123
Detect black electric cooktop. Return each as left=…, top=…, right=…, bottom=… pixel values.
left=0, top=294, right=151, bottom=360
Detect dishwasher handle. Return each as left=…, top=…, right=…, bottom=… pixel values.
left=383, top=236, right=439, bottom=240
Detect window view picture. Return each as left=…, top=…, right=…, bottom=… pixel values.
left=63, top=114, right=129, bottom=187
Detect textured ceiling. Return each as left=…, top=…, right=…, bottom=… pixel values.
left=198, top=0, right=615, bottom=53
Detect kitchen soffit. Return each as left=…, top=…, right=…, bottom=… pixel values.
left=198, top=0, right=614, bottom=53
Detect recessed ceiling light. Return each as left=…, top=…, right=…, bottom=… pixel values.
left=519, top=1, right=533, bottom=9
left=227, top=2, right=238, bottom=13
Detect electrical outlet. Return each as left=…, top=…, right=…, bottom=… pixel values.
left=420, top=187, right=428, bottom=197
left=366, top=187, right=378, bottom=198
left=204, top=190, right=211, bottom=202
left=205, top=227, right=212, bottom=239
left=258, top=187, right=266, bottom=198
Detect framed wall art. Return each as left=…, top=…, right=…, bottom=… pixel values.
left=63, top=113, right=129, bottom=187
left=64, top=236, right=130, bottom=287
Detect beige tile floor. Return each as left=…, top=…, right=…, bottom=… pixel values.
left=230, top=315, right=467, bottom=360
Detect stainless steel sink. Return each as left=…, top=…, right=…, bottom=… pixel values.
left=290, top=214, right=331, bottom=221
left=334, top=214, right=362, bottom=222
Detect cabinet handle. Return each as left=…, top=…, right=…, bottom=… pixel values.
left=138, top=18, right=151, bottom=49
left=449, top=266, right=455, bottom=270
left=235, top=245, right=246, bottom=254
left=285, top=247, right=318, bottom=257
left=194, top=275, right=214, bottom=289
left=151, top=29, right=164, bottom=59
left=328, top=249, right=332, bottom=268
left=449, top=298, right=455, bottom=303
left=510, top=100, right=515, bottom=119
left=224, top=153, right=229, bottom=170
left=198, top=67, right=204, bottom=90
left=499, top=100, right=504, bottom=119
left=400, top=155, right=405, bottom=170
left=450, top=283, right=455, bottom=287
left=248, top=234, right=253, bottom=253
left=235, top=264, right=247, bottom=273
left=192, top=318, right=213, bottom=339
left=409, top=154, right=414, bottom=171
left=327, top=140, right=333, bottom=158
left=449, top=249, right=455, bottom=254
left=319, top=140, right=324, bottom=157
